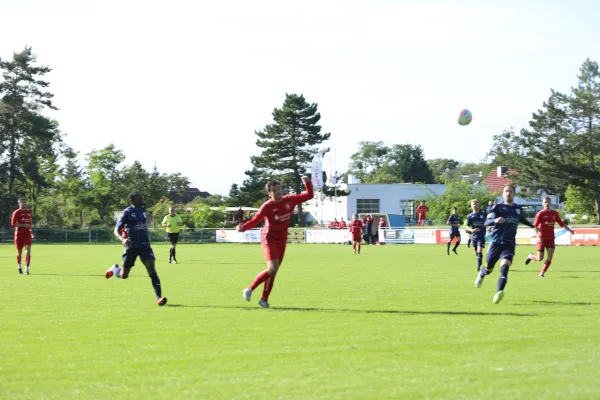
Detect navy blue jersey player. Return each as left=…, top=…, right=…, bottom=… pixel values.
left=475, top=185, right=539, bottom=304
left=465, top=199, right=487, bottom=272
left=446, top=208, right=461, bottom=255
left=105, top=192, right=167, bottom=306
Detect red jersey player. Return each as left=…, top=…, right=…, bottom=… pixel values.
left=238, top=176, right=314, bottom=308
left=525, top=197, right=574, bottom=277
left=416, top=201, right=429, bottom=227
left=349, top=214, right=364, bottom=254
left=11, top=198, right=33, bottom=275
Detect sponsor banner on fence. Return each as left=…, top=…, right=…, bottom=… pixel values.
left=216, top=229, right=262, bottom=243
left=570, top=228, right=600, bottom=246
left=436, top=229, right=467, bottom=244
left=379, top=229, right=414, bottom=244
left=305, top=229, right=351, bottom=243
left=484, top=228, right=573, bottom=246
left=413, top=229, right=437, bottom=244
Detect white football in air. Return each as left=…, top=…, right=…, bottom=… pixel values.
left=458, top=109, right=473, bottom=126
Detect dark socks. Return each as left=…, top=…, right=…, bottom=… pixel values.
left=480, top=265, right=492, bottom=277
left=173, top=248, right=176, bottom=260
left=477, top=253, right=483, bottom=269
left=169, top=248, right=173, bottom=259
left=453, top=242, right=460, bottom=252
left=149, top=272, right=162, bottom=298
left=497, top=264, right=509, bottom=291
left=447, top=243, right=451, bottom=253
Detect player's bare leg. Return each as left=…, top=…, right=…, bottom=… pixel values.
left=143, top=259, right=167, bottom=305
left=24, top=245, right=31, bottom=275
left=526, top=249, right=544, bottom=265
left=357, top=240, right=361, bottom=254
left=540, top=248, right=555, bottom=277
left=106, top=263, right=132, bottom=279
left=352, top=241, right=356, bottom=254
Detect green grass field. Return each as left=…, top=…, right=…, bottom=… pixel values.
left=1, top=243, right=599, bottom=399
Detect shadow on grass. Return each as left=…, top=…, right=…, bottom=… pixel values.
left=165, top=303, right=536, bottom=317
left=525, top=300, right=599, bottom=306
left=28, top=273, right=145, bottom=278
left=179, top=261, right=264, bottom=265
left=512, top=269, right=600, bottom=273
left=27, top=273, right=107, bottom=277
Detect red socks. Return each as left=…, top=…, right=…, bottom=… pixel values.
left=25, top=254, right=30, bottom=267
left=250, top=270, right=270, bottom=290
left=261, top=276, right=276, bottom=301
left=541, top=260, right=552, bottom=274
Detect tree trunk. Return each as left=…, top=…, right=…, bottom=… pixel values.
left=8, top=129, right=18, bottom=195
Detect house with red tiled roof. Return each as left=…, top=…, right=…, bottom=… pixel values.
left=483, top=166, right=561, bottom=219
left=483, top=166, right=516, bottom=194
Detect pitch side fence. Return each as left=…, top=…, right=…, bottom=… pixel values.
left=1, top=227, right=599, bottom=246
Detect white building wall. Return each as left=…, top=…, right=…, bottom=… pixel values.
left=305, top=182, right=562, bottom=225
left=306, top=183, right=447, bottom=223
left=346, top=183, right=447, bottom=217
left=307, top=191, right=348, bottom=225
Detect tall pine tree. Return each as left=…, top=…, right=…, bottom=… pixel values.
left=249, top=94, right=330, bottom=226
left=500, top=59, right=600, bottom=222
left=0, top=47, right=60, bottom=226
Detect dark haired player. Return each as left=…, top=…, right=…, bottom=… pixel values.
left=238, top=176, right=313, bottom=308
left=446, top=207, right=461, bottom=255
left=105, top=192, right=167, bottom=306
left=465, top=199, right=487, bottom=271
left=475, top=185, right=539, bottom=304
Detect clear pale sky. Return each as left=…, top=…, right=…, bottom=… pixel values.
left=2, top=0, right=599, bottom=195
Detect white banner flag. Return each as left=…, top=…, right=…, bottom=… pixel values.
left=323, top=152, right=336, bottom=185
left=311, top=152, right=324, bottom=190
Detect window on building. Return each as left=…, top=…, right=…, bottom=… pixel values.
left=357, top=199, right=380, bottom=214
left=521, top=205, right=539, bottom=221
left=399, top=200, right=414, bottom=217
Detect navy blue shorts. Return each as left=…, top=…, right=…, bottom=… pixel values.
left=471, top=234, right=486, bottom=249
left=122, top=246, right=155, bottom=268
left=486, top=242, right=514, bottom=268
left=449, top=230, right=461, bottom=240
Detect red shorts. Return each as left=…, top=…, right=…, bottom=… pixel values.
left=418, top=214, right=426, bottom=221
left=352, top=234, right=362, bottom=242
left=537, top=237, right=555, bottom=251
left=15, top=235, right=32, bottom=250
left=262, top=238, right=287, bottom=263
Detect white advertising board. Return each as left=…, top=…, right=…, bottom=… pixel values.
left=215, top=229, right=262, bottom=243
left=305, top=229, right=352, bottom=243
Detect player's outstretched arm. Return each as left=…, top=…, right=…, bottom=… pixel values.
left=291, top=176, right=314, bottom=204
left=519, top=213, right=535, bottom=229
left=238, top=206, right=266, bottom=232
